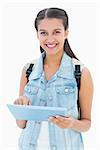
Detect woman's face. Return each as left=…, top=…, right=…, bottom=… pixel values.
left=37, top=18, right=68, bottom=55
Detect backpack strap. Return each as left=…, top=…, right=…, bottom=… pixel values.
left=74, top=64, right=81, bottom=112
left=26, top=63, right=34, bottom=82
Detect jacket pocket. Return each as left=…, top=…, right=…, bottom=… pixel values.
left=55, top=85, right=76, bottom=108
left=24, top=85, right=39, bottom=95
left=23, top=85, right=39, bottom=105
left=56, top=86, right=75, bottom=95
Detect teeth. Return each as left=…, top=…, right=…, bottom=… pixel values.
left=46, top=44, right=57, bottom=48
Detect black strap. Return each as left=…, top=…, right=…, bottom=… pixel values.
left=74, top=65, right=81, bottom=112
left=26, top=63, right=34, bottom=82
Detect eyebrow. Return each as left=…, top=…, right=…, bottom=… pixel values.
left=39, top=28, right=62, bottom=32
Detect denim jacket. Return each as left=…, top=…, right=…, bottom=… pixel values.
left=18, top=51, right=84, bottom=150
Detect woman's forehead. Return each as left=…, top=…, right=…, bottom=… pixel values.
left=38, top=18, right=64, bottom=30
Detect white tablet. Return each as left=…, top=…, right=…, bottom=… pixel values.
left=7, top=104, right=67, bottom=121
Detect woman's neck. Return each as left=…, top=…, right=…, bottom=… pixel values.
left=44, top=50, right=64, bottom=67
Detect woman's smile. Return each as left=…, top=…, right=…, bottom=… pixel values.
left=46, top=43, right=58, bottom=50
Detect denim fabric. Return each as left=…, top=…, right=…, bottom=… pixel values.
left=18, top=51, right=84, bottom=150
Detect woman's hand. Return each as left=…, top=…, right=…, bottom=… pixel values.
left=48, top=115, right=75, bottom=129
left=14, top=96, right=32, bottom=105
left=14, top=96, right=32, bottom=129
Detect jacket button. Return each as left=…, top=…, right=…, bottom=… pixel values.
left=64, top=88, right=68, bottom=93
left=56, top=89, right=60, bottom=93
left=49, top=96, right=53, bottom=101
left=27, top=88, right=31, bottom=93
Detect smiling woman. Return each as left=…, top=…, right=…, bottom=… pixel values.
left=13, top=7, right=93, bottom=150
left=37, top=18, right=68, bottom=56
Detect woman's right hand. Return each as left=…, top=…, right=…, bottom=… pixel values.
left=14, top=96, right=32, bottom=129
left=14, top=96, right=32, bottom=105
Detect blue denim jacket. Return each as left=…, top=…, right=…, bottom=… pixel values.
left=18, top=51, right=84, bottom=150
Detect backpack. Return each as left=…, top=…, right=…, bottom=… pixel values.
left=26, top=61, right=81, bottom=112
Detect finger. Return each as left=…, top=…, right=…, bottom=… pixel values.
left=18, top=99, right=23, bottom=105
left=48, top=117, right=65, bottom=128
left=66, top=114, right=72, bottom=118
left=13, top=100, right=17, bottom=104
left=50, top=117, right=59, bottom=124
left=55, top=115, right=66, bottom=122
left=22, top=99, right=28, bottom=105
left=28, top=100, right=32, bottom=105
left=23, top=96, right=31, bottom=105
left=48, top=116, right=55, bottom=122
left=14, top=99, right=21, bottom=105
left=20, top=96, right=30, bottom=105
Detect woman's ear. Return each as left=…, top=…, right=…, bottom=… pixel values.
left=65, top=30, right=69, bottom=39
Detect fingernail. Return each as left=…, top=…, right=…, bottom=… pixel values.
left=48, top=118, right=52, bottom=122
left=48, top=117, right=53, bottom=121
left=56, top=115, right=59, bottom=118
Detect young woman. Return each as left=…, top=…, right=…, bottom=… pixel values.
left=14, top=7, right=93, bottom=150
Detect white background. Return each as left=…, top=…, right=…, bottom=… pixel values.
left=0, top=0, right=100, bottom=150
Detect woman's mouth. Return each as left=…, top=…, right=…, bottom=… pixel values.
left=46, top=43, right=58, bottom=49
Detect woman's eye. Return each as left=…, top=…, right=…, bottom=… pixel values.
left=55, top=31, right=60, bottom=33
left=40, top=32, right=47, bottom=35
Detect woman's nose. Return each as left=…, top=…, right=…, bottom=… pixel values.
left=46, top=35, right=55, bottom=43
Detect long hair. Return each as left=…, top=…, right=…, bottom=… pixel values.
left=34, top=7, right=78, bottom=60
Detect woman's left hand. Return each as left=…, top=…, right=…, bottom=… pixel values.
left=48, top=115, right=75, bottom=129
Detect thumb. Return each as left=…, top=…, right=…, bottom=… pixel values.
left=66, top=114, right=71, bottom=118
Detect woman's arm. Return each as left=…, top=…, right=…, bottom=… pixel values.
left=19, top=65, right=28, bottom=96
left=71, top=67, right=93, bottom=132
left=14, top=65, right=30, bottom=129
left=49, top=67, right=94, bottom=132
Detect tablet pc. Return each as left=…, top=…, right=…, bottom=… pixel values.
left=7, top=104, right=67, bottom=121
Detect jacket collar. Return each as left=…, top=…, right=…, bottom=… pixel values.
left=29, top=52, right=45, bottom=80
left=57, top=52, right=74, bottom=79
left=29, top=51, right=74, bottom=80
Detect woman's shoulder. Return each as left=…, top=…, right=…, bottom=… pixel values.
left=72, top=58, right=85, bottom=72
left=81, top=66, right=92, bottom=81
left=24, top=59, right=37, bottom=71
left=72, top=58, right=92, bottom=79
left=72, top=58, right=93, bottom=93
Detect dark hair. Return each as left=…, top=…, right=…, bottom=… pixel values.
left=34, top=7, right=78, bottom=60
